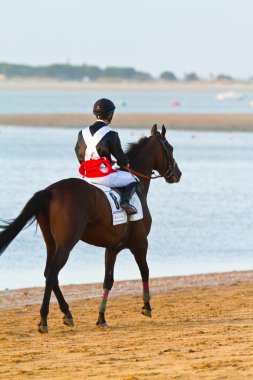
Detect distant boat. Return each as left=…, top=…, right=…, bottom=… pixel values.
left=170, top=100, right=181, bottom=107
left=216, top=91, right=245, bottom=101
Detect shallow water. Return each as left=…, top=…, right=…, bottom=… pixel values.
left=0, top=126, right=252, bottom=289
left=1, top=90, right=253, bottom=114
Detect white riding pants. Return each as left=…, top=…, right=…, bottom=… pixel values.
left=84, top=170, right=138, bottom=187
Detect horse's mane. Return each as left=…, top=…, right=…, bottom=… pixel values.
left=126, top=137, right=150, bottom=163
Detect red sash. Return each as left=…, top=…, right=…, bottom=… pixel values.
left=79, top=157, right=116, bottom=178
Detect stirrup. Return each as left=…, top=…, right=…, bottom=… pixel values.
left=120, top=202, right=137, bottom=215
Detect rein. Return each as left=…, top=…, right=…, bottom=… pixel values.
left=122, top=166, right=158, bottom=180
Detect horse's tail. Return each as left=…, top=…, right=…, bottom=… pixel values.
left=0, top=189, right=52, bottom=256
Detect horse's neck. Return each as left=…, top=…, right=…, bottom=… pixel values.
left=140, top=177, right=151, bottom=196
left=130, top=144, right=154, bottom=195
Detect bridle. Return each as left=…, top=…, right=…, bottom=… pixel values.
left=123, top=137, right=175, bottom=181
left=158, top=138, right=175, bottom=180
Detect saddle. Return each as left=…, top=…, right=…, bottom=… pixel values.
left=90, top=183, right=144, bottom=225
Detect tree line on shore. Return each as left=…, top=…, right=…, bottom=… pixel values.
left=0, top=62, right=241, bottom=82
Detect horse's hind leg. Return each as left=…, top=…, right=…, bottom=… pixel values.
left=53, top=284, right=74, bottom=327
left=96, top=247, right=118, bottom=327
left=44, top=251, right=74, bottom=327
left=130, top=238, right=152, bottom=318
left=40, top=218, right=73, bottom=329
left=38, top=245, right=72, bottom=333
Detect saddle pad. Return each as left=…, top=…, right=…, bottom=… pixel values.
left=92, top=184, right=143, bottom=225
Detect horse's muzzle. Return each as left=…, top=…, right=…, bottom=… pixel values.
left=166, top=164, right=182, bottom=184
left=173, top=175, right=181, bottom=183
left=166, top=175, right=180, bottom=184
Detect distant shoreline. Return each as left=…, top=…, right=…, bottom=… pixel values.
left=1, top=78, right=253, bottom=92
left=1, top=112, right=253, bottom=131
left=1, top=79, right=253, bottom=131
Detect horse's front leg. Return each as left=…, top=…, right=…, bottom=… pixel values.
left=96, top=248, right=118, bottom=327
left=131, top=240, right=152, bottom=318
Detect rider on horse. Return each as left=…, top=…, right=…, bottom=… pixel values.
left=75, top=98, right=138, bottom=215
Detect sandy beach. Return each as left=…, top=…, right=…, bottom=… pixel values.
left=1, top=79, right=253, bottom=92
left=1, top=113, right=253, bottom=131
left=0, top=270, right=253, bottom=379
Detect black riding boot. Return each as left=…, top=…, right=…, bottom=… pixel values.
left=120, top=182, right=138, bottom=215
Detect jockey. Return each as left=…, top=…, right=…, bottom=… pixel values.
left=75, top=98, right=138, bottom=215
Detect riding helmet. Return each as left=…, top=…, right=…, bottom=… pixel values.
left=93, top=98, right=116, bottom=116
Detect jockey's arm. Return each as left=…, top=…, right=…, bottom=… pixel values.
left=109, top=132, right=129, bottom=168
left=75, top=131, right=87, bottom=163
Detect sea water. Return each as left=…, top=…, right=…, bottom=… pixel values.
left=1, top=90, right=253, bottom=114
left=0, top=126, right=252, bottom=289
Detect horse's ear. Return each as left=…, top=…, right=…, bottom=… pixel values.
left=151, top=124, right=158, bottom=135
left=161, top=124, right=166, bottom=137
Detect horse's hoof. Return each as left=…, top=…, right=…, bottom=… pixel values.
left=141, top=308, right=152, bottom=318
left=38, top=323, right=48, bottom=334
left=96, top=322, right=108, bottom=328
left=96, top=312, right=107, bottom=327
left=63, top=316, right=74, bottom=327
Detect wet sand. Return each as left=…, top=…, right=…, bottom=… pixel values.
left=1, top=112, right=253, bottom=131
left=0, top=271, right=253, bottom=379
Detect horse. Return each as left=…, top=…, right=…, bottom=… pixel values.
left=0, top=124, right=182, bottom=333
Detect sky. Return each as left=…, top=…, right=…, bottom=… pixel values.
left=1, top=0, right=252, bottom=79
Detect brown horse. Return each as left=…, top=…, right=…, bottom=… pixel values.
left=0, top=124, right=181, bottom=333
